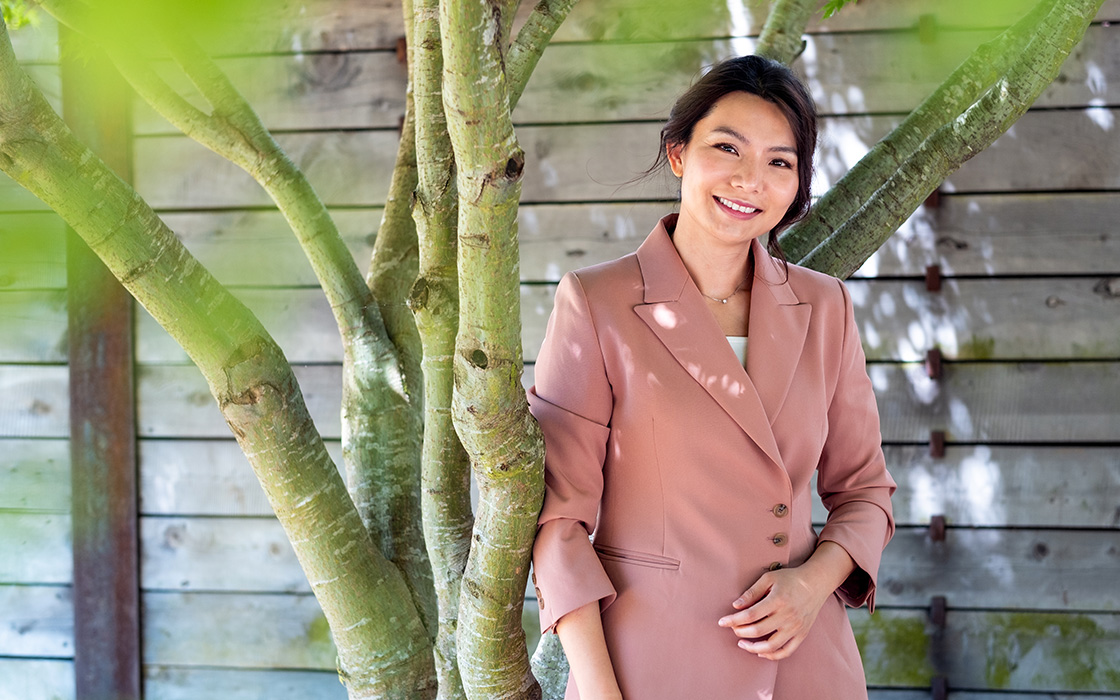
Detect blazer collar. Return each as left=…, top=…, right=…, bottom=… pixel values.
left=634, top=215, right=810, bottom=471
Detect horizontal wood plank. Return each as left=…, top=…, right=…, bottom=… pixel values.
left=162, top=209, right=377, bottom=288
left=0, top=659, right=74, bottom=700
left=139, top=439, right=343, bottom=517
left=876, top=445, right=1120, bottom=529
left=523, top=361, right=1120, bottom=443
left=137, top=364, right=342, bottom=438
left=0, top=513, right=71, bottom=585
left=0, top=584, right=72, bottom=658
left=521, top=276, right=1120, bottom=362
left=0, top=290, right=68, bottom=363
left=142, top=591, right=334, bottom=669
left=144, top=666, right=346, bottom=700
left=135, top=24, right=1120, bottom=134
left=877, top=528, right=1120, bottom=610
left=140, top=517, right=307, bottom=593
left=854, top=608, right=1120, bottom=691
left=135, top=515, right=1120, bottom=614
left=190, top=0, right=1120, bottom=52
left=139, top=359, right=1120, bottom=443
left=0, top=213, right=67, bottom=290
left=150, top=193, right=1120, bottom=290
left=0, top=439, right=69, bottom=512
left=139, top=439, right=1120, bottom=529
left=0, top=365, right=68, bottom=438
left=135, top=288, right=343, bottom=364
left=133, top=110, right=1120, bottom=209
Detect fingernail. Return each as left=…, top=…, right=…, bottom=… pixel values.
left=718, top=616, right=729, bottom=626
left=733, top=598, right=745, bottom=608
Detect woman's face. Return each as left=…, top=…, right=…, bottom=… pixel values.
left=667, top=91, right=799, bottom=251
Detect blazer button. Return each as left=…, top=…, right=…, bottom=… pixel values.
left=771, top=533, right=788, bottom=546
left=769, top=562, right=783, bottom=571
left=535, top=587, right=544, bottom=608
left=773, top=503, right=789, bottom=517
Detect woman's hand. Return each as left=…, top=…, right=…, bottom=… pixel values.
left=716, top=541, right=856, bottom=660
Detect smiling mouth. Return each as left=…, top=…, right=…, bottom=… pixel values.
left=716, top=196, right=759, bottom=214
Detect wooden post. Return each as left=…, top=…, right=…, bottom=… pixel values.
left=60, top=28, right=141, bottom=700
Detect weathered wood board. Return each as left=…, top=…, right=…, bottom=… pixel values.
left=161, top=208, right=377, bottom=287
left=142, top=360, right=1120, bottom=443
left=138, top=439, right=1120, bottom=529
left=854, top=608, right=1120, bottom=692
left=0, top=439, right=69, bottom=512
left=142, top=591, right=335, bottom=669
left=0, top=365, right=68, bottom=438
left=136, top=364, right=342, bottom=438
left=146, top=192, right=1120, bottom=291
left=0, top=213, right=67, bottom=290
left=0, top=584, right=72, bottom=657
left=133, top=24, right=1120, bottom=134
left=133, top=110, right=1120, bottom=209
left=132, top=591, right=1120, bottom=694
left=877, top=528, right=1120, bottom=610
left=0, top=290, right=68, bottom=363
left=131, top=274, right=1120, bottom=365
left=0, top=513, right=71, bottom=585
left=135, top=515, right=1120, bottom=613
left=0, top=659, right=74, bottom=700
left=139, top=439, right=343, bottom=517
left=140, top=517, right=308, bottom=593
left=186, top=0, right=1120, bottom=52
left=135, top=288, right=343, bottom=364
left=521, top=276, right=1120, bottom=362
left=144, top=666, right=347, bottom=700
left=879, top=445, right=1120, bottom=529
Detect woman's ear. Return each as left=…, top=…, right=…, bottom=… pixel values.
left=667, top=142, right=685, bottom=178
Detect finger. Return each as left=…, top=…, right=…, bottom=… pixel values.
left=718, top=601, right=774, bottom=628
left=732, top=575, right=772, bottom=609
left=756, top=633, right=805, bottom=661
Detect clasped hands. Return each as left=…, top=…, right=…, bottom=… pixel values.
left=716, top=541, right=855, bottom=660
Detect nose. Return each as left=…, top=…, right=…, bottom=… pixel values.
left=731, top=159, right=761, bottom=191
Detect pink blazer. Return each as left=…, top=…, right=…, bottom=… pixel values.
left=529, top=215, right=896, bottom=700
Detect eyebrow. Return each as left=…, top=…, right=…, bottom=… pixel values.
left=711, top=125, right=798, bottom=156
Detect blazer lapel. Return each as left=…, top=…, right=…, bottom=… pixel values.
left=745, top=237, right=811, bottom=428
left=633, top=218, right=801, bottom=471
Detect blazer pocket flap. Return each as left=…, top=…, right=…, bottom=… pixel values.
left=593, top=543, right=680, bottom=570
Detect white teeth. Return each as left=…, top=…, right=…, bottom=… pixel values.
left=718, top=197, right=758, bottom=214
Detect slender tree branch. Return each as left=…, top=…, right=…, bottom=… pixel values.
left=506, top=0, right=579, bottom=109
left=0, top=19, right=435, bottom=697
left=408, top=0, right=472, bottom=697
left=755, top=0, right=816, bottom=65
left=779, top=0, right=1047, bottom=261
left=798, top=0, right=1105, bottom=278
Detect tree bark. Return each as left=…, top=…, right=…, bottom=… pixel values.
left=407, top=0, right=473, bottom=697
left=755, top=0, right=816, bottom=65
left=439, top=0, right=544, bottom=696
left=0, top=18, right=436, bottom=699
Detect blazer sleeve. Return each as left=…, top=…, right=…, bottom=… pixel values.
left=815, top=278, right=897, bottom=611
left=529, top=271, right=617, bottom=633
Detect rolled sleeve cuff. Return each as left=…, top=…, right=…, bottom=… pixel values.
left=817, top=500, right=892, bottom=611
left=533, top=519, right=617, bottom=633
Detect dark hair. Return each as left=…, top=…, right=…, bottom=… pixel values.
left=654, top=55, right=817, bottom=261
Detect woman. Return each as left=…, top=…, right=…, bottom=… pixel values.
left=529, top=55, right=896, bottom=699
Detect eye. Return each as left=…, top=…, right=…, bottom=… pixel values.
left=714, top=142, right=738, bottom=155
left=770, top=158, right=794, bottom=169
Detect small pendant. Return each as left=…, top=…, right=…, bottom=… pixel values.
left=720, top=298, right=728, bottom=304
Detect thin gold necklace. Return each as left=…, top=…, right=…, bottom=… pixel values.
left=699, top=255, right=754, bottom=304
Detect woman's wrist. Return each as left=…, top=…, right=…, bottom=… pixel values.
left=802, top=540, right=857, bottom=597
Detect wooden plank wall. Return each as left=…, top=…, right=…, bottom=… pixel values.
left=2, top=0, right=1119, bottom=697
